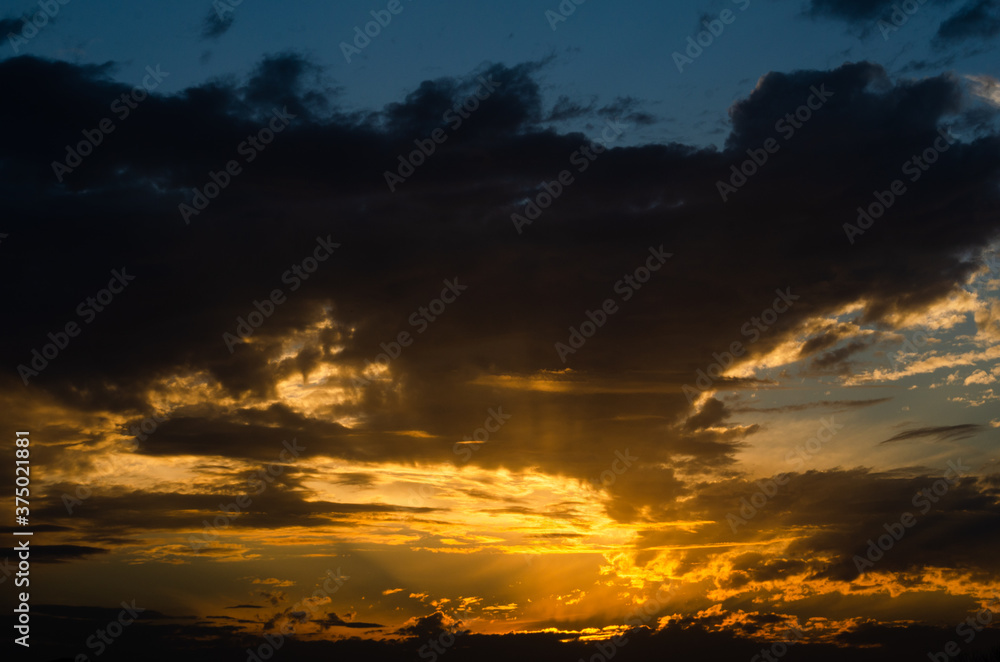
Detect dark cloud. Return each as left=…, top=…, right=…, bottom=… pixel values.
left=809, top=338, right=871, bottom=373
left=806, top=0, right=900, bottom=21
left=27, top=484, right=437, bottom=553
left=0, top=0, right=997, bottom=645
left=316, top=612, right=384, bottom=629
left=0, top=544, right=108, bottom=564
left=935, top=0, right=1000, bottom=44
left=201, top=6, right=235, bottom=39
left=19, top=598, right=1000, bottom=661
left=0, top=11, right=60, bottom=42
left=23, top=613, right=1000, bottom=662
left=649, top=467, right=1000, bottom=582
left=0, top=16, right=23, bottom=35
left=597, top=96, right=658, bottom=126
left=732, top=397, right=892, bottom=413
left=258, top=590, right=285, bottom=606
left=545, top=95, right=597, bottom=122
left=730, top=553, right=808, bottom=581
left=395, top=611, right=465, bottom=639
left=684, top=397, right=731, bottom=430
left=0, top=55, right=998, bottom=614
left=799, top=330, right=844, bottom=355
left=333, top=472, right=379, bottom=487
left=1, top=57, right=996, bottom=438
left=879, top=423, right=983, bottom=444
left=132, top=403, right=348, bottom=460
left=804, top=0, right=1000, bottom=51
left=242, top=52, right=332, bottom=120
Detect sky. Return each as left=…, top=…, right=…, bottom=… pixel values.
left=1, top=0, right=1000, bottom=660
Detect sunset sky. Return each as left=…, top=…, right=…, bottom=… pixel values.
left=2, top=0, right=1000, bottom=660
